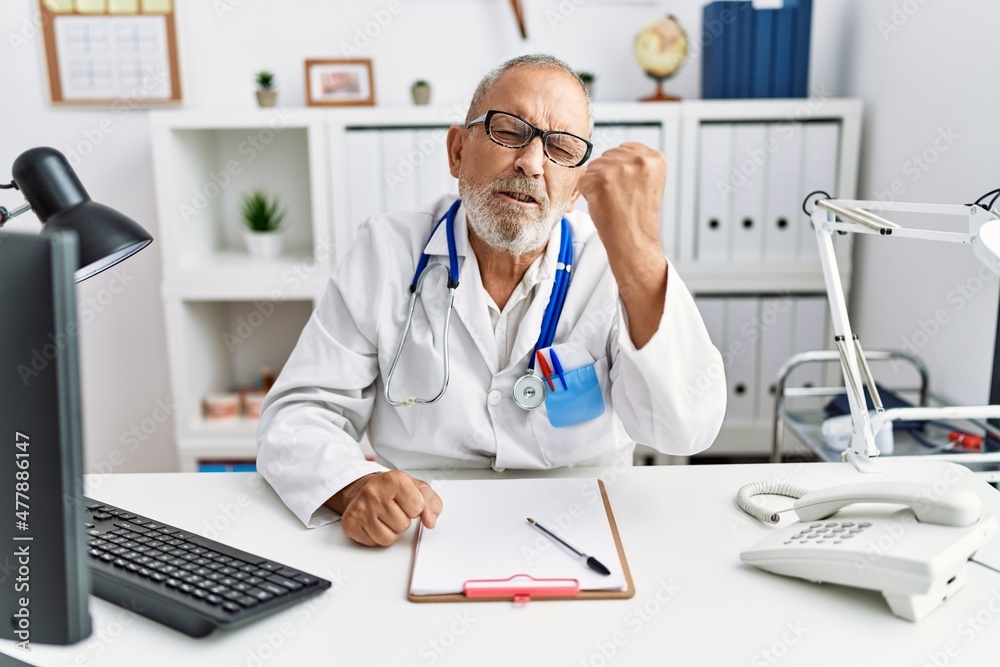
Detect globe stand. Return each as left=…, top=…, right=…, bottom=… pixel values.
left=640, top=76, right=680, bottom=102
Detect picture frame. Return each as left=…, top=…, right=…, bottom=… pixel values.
left=305, top=59, right=375, bottom=107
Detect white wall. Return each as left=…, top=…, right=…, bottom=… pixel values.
left=1, top=0, right=996, bottom=473
left=831, top=0, right=1000, bottom=406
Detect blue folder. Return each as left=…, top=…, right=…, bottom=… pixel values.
left=727, top=2, right=753, bottom=99
left=752, top=9, right=776, bottom=98
left=702, top=2, right=726, bottom=98
left=771, top=5, right=796, bottom=98
left=789, top=0, right=813, bottom=96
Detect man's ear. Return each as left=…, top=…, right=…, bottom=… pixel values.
left=446, top=125, right=465, bottom=179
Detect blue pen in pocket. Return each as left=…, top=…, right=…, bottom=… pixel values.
left=549, top=349, right=568, bottom=391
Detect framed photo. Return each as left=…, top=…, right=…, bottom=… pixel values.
left=305, top=59, right=375, bottom=107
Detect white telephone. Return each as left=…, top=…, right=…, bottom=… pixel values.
left=739, top=481, right=998, bottom=621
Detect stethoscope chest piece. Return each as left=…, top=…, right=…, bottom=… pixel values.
left=513, top=374, right=547, bottom=410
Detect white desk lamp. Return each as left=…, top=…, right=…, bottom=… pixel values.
left=808, top=194, right=1000, bottom=472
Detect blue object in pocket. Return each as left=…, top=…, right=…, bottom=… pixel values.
left=545, top=362, right=605, bottom=428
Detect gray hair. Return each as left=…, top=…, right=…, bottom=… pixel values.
left=465, top=54, right=594, bottom=135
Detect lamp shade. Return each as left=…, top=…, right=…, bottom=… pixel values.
left=12, top=147, right=152, bottom=282
left=973, top=215, right=1000, bottom=277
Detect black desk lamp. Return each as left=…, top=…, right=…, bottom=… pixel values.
left=0, top=147, right=153, bottom=646
left=0, top=146, right=152, bottom=281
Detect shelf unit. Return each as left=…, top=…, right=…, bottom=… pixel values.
left=150, top=98, right=861, bottom=470
left=151, top=109, right=332, bottom=470
left=678, top=99, right=862, bottom=458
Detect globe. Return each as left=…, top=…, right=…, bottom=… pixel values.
left=634, top=15, right=689, bottom=102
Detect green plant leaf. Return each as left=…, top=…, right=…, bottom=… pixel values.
left=240, top=189, right=286, bottom=232
left=255, top=70, right=275, bottom=90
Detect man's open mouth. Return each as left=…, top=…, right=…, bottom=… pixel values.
left=500, top=191, right=539, bottom=205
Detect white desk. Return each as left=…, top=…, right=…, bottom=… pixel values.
left=3, top=461, right=1000, bottom=667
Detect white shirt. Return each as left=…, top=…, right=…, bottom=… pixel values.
left=483, top=250, right=544, bottom=368
left=257, top=196, right=727, bottom=527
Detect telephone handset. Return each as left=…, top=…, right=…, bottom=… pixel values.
left=739, top=480, right=998, bottom=622
left=791, top=482, right=982, bottom=526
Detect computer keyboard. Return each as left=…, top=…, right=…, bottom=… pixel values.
left=83, top=497, right=331, bottom=638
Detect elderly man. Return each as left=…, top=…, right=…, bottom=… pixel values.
left=257, top=54, right=726, bottom=546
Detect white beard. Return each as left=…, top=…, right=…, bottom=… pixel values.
left=459, top=177, right=566, bottom=256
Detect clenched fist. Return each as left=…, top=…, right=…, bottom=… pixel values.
left=327, top=470, right=443, bottom=547
left=577, top=142, right=666, bottom=256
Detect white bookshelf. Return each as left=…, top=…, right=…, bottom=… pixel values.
left=150, top=99, right=861, bottom=470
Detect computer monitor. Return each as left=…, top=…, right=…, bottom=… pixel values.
left=0, top=229, right=91, bottom=645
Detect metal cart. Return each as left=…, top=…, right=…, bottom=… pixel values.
left=771, top=350, right=1000, bottom=483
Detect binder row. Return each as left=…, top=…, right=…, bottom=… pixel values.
left=702, top=0, right=814, bottom=99
left=696, top=120, right=839, bottom=262
left=696, top=295, right=829, bottom=424
left=345, top=127, right=459, bottom=237
left=346, top=119, right=841, bottom=267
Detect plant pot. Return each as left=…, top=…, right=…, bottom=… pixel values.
left=411, top=84, right=431, bottom=106
left=243, top=229, right=284, bottom=259
left=256, top=90, right=277, bottom=107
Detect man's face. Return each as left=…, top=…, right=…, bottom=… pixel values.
left=447, top=67, right=591, bottom=256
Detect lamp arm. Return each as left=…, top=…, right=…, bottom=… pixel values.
left=0, top=201, right=31, bottom=227
left=1, top=178, right=28, bottom=227
left=808, top=196, right=1000, bottom=472
left=812, top=206, right=883, bottom=472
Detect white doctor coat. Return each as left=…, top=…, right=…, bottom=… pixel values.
left=257, top=196, right=727, bottom=527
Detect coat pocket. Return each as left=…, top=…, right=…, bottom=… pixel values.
left=529, top=356, right=613, bottom=467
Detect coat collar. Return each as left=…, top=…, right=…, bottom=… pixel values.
left=423, top=199, right=469, bottom=259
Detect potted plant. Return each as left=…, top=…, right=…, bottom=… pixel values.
left=577, top=71, right=595, bottom=97
left=240, top=189, right=286, bottom=259
left=411, top=79, right=431, bottom=106
left=255, top=70, right=277, bottom=107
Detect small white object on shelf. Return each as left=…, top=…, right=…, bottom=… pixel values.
left=241, top=391, right=267, bottom=420
left=242, top=229, right=284, bottom=259
left=203, top=393, right=239, bottom=420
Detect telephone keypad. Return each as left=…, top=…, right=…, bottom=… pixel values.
left=786, top=520, right=872, bottom=545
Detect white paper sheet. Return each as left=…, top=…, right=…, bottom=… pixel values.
left=54, top=15, right=172, bottom=101
left=410, top=478, right=628, bottom=596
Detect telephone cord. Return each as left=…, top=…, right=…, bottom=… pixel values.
left=737, top=481, right=811, bottom=524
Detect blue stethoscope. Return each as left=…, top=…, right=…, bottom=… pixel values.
left=384, top=198, right=573, bottom=410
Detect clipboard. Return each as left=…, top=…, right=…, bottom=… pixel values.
left=407, top=479, right=635, bottom=603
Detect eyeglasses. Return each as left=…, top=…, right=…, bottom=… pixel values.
left=466, top=110, right=593, bottom=168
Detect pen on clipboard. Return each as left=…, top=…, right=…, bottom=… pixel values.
left=526, top=518, right=611, bottom=576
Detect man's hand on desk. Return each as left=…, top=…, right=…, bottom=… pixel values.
left=326, top=470, right=443, bottom=547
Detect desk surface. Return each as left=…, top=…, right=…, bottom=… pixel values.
left=4, top=461, right=1000, bottom=667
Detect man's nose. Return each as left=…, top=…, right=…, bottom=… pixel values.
left=512, top=136, right=546, bottom=178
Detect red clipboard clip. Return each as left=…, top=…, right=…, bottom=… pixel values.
left=463, top=574, right=580, bottom=603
